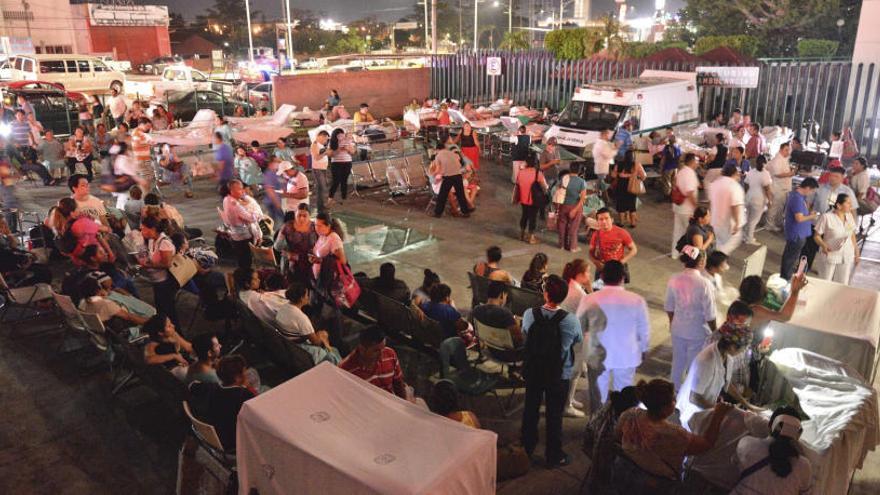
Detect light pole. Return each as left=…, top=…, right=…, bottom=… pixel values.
left=244, top=0, right=254, bottom=62
left=284, top=0, right=293, bottom=68
left=474, top=0, right=478, bottom=51
left=432, top=0, right=437, bottom=54
left=424, top=0, right=430, bottom=52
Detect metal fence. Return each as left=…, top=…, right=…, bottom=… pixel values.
left=430, top=51, right=880, bottom=160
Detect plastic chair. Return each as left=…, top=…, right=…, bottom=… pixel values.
left=181, top=399, right=237, bottom=489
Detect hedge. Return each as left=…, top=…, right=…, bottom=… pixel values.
left=622, top=41, right=689, bottom=59
left=694, top=35, right=760, bottom=57
left=544, top=28, right=603, bottom=60
left=797, top=39, right=839, bottom=59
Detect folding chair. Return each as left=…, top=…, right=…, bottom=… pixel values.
left=438, top=337, right=501, bottom=412
left=473, top=319, right=525, bottom=416
left=466, top=272, right=491, bottom=309
left=507, top=285, right=544, bottom=317
left=181, top=400, right=237, bottom=484
left=51, top=291, right=90, bottom=353
left=0, top=272, right=54, bottom=327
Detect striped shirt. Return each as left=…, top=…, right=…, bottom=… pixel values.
left=131, top=128, right=151, bottom=161
left=10, top=121, right=31, bottom=147
left=339, top=346, right=406, bottom=398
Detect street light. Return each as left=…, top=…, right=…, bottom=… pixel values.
left=244, top=0, right=254, bottom=62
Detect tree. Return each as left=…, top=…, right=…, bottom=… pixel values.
left=195, top=0, right=263, bottom=55
left=797, top=39, right=839, bottom=59
left=681, top=0, right=858, bottom=57
left=500, top=31, right=530, bottom=51
left=596, top=14, right=625, bottom=57
left=169, top=12, right=186, bottom=31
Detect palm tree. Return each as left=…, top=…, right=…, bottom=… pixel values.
left=500, top=30, right=530, bottom=51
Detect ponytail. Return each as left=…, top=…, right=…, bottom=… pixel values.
left=768, top=434, right=799, bottom=477
left=562, top=258, right=588, bottom=282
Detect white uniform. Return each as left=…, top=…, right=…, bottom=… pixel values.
left=671, top=166, right=700, bottom=256
left=766, top=153, right=793, bottom=230
left=814, top=211, right=857, bottom=284
left=665, top=268, right=717, bottom=390
left=743, top=168, right=772, bottom=243
left=709, top=175, right=746, bottom=254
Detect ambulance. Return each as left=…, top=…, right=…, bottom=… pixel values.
left=545, top=70, right=699, bottom=157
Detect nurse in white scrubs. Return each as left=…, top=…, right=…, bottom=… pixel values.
left=676, top=302, right=762, bottom=432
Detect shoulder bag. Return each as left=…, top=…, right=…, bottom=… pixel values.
left=169, top=253, right=198, bottom=287
left=628, top=163, right=646, bottom=196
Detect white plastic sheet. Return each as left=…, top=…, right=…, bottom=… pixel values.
left=768, top=276, right=880, bottom=379
left=762, top=348, right=880, bottom=495
left=237, top=363, right=498, bottom=495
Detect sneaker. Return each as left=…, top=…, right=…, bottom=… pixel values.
left=570, top=399, right=584, bottom=410
left=746, top=240, right=761, bottom=246
left=563, top=406, right=585, bottom=418
left=547, top=453, right=572, bottom=468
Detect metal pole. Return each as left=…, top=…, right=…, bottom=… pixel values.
left=460, top=0, right=464, bottom=46
left=245, top=0, right=254, bottom=63
left=474, top=0, right=479, bottom=52
left=425, top=1, right=430, bottom=52
left=284, top=0, right=293, bottom=68
left=432, top=0, right=438, bottom=54
left=509, top=0, right=513, bottom=33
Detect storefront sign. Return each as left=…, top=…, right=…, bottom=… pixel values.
left=88, top=4, right=169, bottom=27
left=695, top=66, right=760, bottom=88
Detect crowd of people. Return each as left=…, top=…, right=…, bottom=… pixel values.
left=1, top=88, right=876, bottom=495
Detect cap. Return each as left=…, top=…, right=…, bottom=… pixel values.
left=276, top=161, right=295, bottom=175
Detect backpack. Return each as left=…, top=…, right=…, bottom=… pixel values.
left=523, top=307, right=568, bottom=385
left=530, top=170, right=547, bottom=210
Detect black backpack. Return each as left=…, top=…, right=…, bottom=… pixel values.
left=523, top=307, right=567, bottom=385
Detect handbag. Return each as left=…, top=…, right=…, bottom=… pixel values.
left=511, top=181, right=521, bottom=205
left=530, top=169, right=547, bottom=209
left=333, top=260, right=361, bottom=309
left=670, top=184, right=686, bottom=205
left=547, top=209, right=558, bottom=230
left=552, top=175, right=570, bottom=205
left=169, top=253, right=198, bottom=287
left=628, top=164, right=646, bottom=196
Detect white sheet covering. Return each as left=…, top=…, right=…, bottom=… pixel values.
left=760, top=348, right=880, bottom=495
left=236, top=363, right=498, bottom=495
left=768, top=276, right=880, bottom=378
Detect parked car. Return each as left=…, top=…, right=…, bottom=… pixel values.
left=297, top=57, right=323, bottom=70
left=245, top=82, right=272, bottom=109
left=7, top=54, right=126, bottom=93
left=328, top=65, right=368, bottom=73
left=164, top=90, right=254, bottom=123
left=96, top=55, right=132, bottom=73
left=5, top=80, right=86, bottom=103
left=1, top=87, right=79, bottom=136
left=137, top=55, right=183, bottom=75
left=153, top=66, right=218, bottom=96
left=0, top=58, right=11, bottom=80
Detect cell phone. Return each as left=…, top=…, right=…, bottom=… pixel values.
left=795, top=256, right=808, bottom=278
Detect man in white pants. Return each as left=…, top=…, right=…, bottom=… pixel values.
left=709, top=164, right=746, bottom=254
left=671, top=153, right=700, bottom=257
left=665, top=247, right=718, bottom=390
left=579, top=260, right=650, bottom=403
left=766, top=143, right=795, bottom=231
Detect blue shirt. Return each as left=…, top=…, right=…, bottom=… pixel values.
left=521, top=306, right=583, bottom=380
left=214, top=143, right=234, bottom=181
left=262, top=169, right=281, bottom=207
left=615, top=128, right=632, bottom=158
left=563, top=175, right=587, bottom=206
left=420, top=301, right=462, bottom=339
left=726, top=158, right=750, bottom=174
left=784, top=191, right=812, bottom=241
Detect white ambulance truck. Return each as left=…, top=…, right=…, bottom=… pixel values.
left=545, top=70, right=699, bottom=157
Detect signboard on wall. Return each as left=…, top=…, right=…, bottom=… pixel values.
left=695, top=66, right=760, bottom=88
left=87, top=4, right=169, bottom=27
left=487, top=56, right=502, bottom=76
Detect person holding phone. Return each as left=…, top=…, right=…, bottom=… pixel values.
left=780, top=178, right=819, bottom=280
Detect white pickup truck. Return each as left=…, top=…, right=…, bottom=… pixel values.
left=97, top=55, right=131, bottom=73
left=153, top=66, right=229, bottom=97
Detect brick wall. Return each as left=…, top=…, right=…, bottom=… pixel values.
left=272, top=68, right=429, bottom=118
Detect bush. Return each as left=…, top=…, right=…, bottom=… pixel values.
left=797, top=39, right=839, bottom=59
left=694, top=35, right=760, bottom=57
left=544, top=28, right=603, bottom=60
left=622, top=41, right=689, bottom=59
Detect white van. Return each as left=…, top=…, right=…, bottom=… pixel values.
left=546, top=70, right=699, bottom=156
left=8, top=53, right=125, bottom=93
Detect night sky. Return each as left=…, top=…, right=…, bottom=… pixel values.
left=162, top=0, right=685, bottom=23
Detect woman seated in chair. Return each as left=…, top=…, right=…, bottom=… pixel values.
left=143, top=314, right=194, bottom=380
left=520, top=253, right=549, bottom=293
left=613, top=379, right=732, bottom=495
left=78, top=277, right=148, bottom=331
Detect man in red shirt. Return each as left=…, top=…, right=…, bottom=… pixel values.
left=339, top=325, right=408, bottom=399
left=589, top=207, right=638, bottom=281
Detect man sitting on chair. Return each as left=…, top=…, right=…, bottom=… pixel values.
left=471, top=281, right=523, bottom=347
left=189, top=355, right=255, bottom=452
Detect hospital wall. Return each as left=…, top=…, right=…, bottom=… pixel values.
left=272, top=69, right=430, bottom=118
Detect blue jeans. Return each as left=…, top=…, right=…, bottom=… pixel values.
left=780, top=236, right=807, bottom=280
